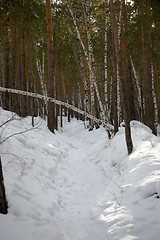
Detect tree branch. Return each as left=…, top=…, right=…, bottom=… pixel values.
left=0, top=114, right=20, bottom=128
left=0, top=125, right=40, bottom=145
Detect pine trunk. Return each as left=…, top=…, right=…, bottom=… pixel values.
left=145, top=0, right=155, bottom=133
left=45, top=0, right=55, bottom=133
left=110, top=0, right=133, bottom=154
left=0, top=158, right=8, bottom=214
left=20, top=0, right=27, bottom=117
left=1, top=12, right=10, bottom=111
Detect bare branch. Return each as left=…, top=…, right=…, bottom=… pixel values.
left=0, top=114, right=20, bottom=128
left=2, top=153, right=28, bottom=177
left=0, top=125, right=40, bottom=145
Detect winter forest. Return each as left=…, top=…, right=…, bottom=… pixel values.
left=0, top=0, right=160, bottom=239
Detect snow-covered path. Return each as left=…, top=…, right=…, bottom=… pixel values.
left=54, top=123, right=108, bottom=240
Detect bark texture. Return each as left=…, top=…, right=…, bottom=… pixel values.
left=45, top=0, right=55, bottom=133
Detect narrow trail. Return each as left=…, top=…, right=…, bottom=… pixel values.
left=54, top=123, right=108, bottom=240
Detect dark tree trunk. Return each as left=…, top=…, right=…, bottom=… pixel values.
left=144, top=0, right=155, bottom=134
left=45, top=0, right=55, bottom=133
left=110, top=2, right=118, bottom=134
left=140, top=0, right=155, bottom=134
left=9, top=0, right=16, bottom=113
left=121, top=2, right=136, bottom=121
left=110, top=0, right=133, bottom=154
left=1, top=18, right=10, bottom=111
left=20, top=0, right=27, bottom=117
left=0, top=158, right=8, bottom=215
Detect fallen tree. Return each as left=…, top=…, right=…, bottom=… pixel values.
left=0, top=87, right=113, bottom=131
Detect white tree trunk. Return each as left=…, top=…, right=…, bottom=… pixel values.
left=130, top=56, right=141, bottom=107
left=118, top=0, right=124, bottom=46
left=82, top=0, right=107, bottom=125
left=104, top=0, right=109, bottom=119
left=151, top=63, right=158, bottom=124
left=36, top=56, right=47, bottom=97
left=36, top=55, right=48, bottom=117
left=66, top=0, right=107, bottom=126
left=74, top=46, right=90, bottom=114
left=0, top=86, right=113, bottom=131
left=116, top=0, right=124, bottom=123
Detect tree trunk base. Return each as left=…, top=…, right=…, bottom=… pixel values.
left=0, top=157, right=8, bottom=214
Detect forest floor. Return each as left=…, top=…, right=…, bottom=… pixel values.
left=0, top=107, right=160, bottom=240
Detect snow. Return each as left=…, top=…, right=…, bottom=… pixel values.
left=0, top=107, right=160, bottom=240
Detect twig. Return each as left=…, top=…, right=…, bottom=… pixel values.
left=2, top=153, right=28, bottom=176
left=112, top=180, right=123, bottom=192
left=0, top=114, right=20, bottom=128
left=0, top=125, right=40, bottom=144
left=109, top=191, right=121, bottom=206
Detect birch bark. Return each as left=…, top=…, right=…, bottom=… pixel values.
left=73, top=46, right=90, bottom=114
left=66, top=0, right=107, bottom=127
left=0, top=86, right=113, bottom=131
left=83, top=0, right=107, bottom=126
left=104, top=0, right=109, bottom=119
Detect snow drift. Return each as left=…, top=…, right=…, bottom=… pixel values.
left=0, top=107, right=160, bottom=240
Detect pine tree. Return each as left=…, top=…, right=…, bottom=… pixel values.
left=110, top=0, right=133, bottom=154
left=45, top=0, right=55, bottom=133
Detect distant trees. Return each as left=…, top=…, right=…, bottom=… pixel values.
left=0, top=0, right=160, bottom=154
left=1, top=0, right=46, bottom=117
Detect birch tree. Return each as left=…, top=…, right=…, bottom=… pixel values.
left=73, top=45, right=90, bottom=114
left=104, top=0, right=109, bottom=119
left=66, top=0, right=108, bottom=129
